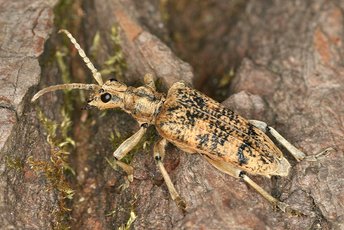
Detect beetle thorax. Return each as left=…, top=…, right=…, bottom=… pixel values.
left=123, top=86, right=165, bottom=124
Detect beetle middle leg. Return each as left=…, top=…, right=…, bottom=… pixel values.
left=249, top=120, right=332, bottom=161
left=204, top=156, right=302, bottom=215
left=154, top=138, right=186, bottom=211
left=112, top=123, right=148, bottom=181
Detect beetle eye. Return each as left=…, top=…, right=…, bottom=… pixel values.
left=109, top=78, right=117, bottom=82
left=100, top=93, right=112, bottom=103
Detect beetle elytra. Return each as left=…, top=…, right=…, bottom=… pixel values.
left=32, top=30, right=331, bottom=214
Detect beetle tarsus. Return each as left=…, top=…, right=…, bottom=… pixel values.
left=175, top=196, right=187, bottom=212
left=304, top=147, right=334, bottom=162
left=275, top=201, right=305, bottom=216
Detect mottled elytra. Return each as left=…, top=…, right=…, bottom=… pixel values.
left=32, top=30, right=331, bottom=214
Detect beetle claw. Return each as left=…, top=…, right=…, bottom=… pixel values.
left=275, top=201, right=305, bottom=217
left=305, top=147, right=334, bottom=162
left=175, top=196, right=187, bottom=213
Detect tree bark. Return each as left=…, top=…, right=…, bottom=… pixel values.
left=1, top=0, right=343, bottom=229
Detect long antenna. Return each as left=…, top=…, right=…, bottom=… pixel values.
left=59, top=29, right=104, bottom=86
left=31, top=83, right=100, bottom=102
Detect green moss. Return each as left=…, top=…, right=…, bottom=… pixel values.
left=213, top=68, right=236, bottom=101
left=218, top=68, right=235, bottom=88
left=90, top=31, right=101, bottom=59
left=159, top=0, right=170, bottom=24
left=34, top=3, right=132, bottom=228
left=106, top=195, right=137, bottom=230
left=28, top=108, right=75, bottom=229
left=118, top=208, right=137, bottom=230
left=56, top=50, right=71, bottom=84
left=28, top=2, right=79, bottom=229
left=98, top=26, right=127, bottom=82
left=54, top=0, right=75, bottom=30
left=29, top=1, right=86, bottom=229
left=5, top=156, right=24, bottom=171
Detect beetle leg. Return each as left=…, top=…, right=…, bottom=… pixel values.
left=302, top=147, right=334, bottom=161
left=249, top=120, right=333, bottom=162
left=249, top=120, right=306, bottom=161
left=204, top=155, right=241, bottom=178
left=240, top=173, right=303, bottom=215
left=205, top=156, right=303, bottom=215
left=154, top=138, right=186, bottom=211
left=143, top=73, right=156, bottom=90
left=112, top=123, right=148, bottom=181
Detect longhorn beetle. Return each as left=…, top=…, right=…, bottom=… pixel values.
left=32, top=30, right=331, bottom=214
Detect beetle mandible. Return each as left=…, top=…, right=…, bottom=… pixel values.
left=32, top=30, right=331, bottom=214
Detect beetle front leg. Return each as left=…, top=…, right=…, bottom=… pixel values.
left=112, top=123, right=148, bottom=181
left=154, top=138, right=186, bottom=211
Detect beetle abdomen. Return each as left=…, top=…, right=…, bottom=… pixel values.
left=155, top=82, right=290, bottom=176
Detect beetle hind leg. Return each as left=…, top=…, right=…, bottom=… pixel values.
left=302, top=146, right=334, bottom=161
left=249, top=120, right=333, bottom=162
left=205, top=156, right=303, bottom=215
left=240, top=173, right=303, bottom=216
left=249, top=120, right=306, bottom=161
left=154, top=138, right=186, bottom=211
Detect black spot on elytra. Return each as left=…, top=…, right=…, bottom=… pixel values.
left=195, top=134, right=209, bottom=148
left=158, top=122, right=165, bottom=128
left=171, top=86, right=277, bottom=160
left=185, top=110, right=196, bottom=126
left=247, top=124, right=257, bottom=136
left=167, top=105, right=182, bottom=112
left=210, top=134, right=218, bottom=151
left=237, top=143, right=249, bottom=165
left=193, top=96, right=206, bottom=108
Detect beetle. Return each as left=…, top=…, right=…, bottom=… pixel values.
left=32, top=30, right=330, bottom=214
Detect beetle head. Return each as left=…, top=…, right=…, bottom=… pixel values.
left=86, top=79, right=128, bottom=110
left=31, top=29, right=128, bottom=111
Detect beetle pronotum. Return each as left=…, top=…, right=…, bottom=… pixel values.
left=32, top=30, right=331, bottom=214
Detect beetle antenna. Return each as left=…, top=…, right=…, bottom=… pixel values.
left=59, top=29, right=104, bottom=86
left=31, top=83, right=100, bottom=102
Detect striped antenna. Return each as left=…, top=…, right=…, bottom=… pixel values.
left=31, top=83, right=100, bottom=102
left=59, top=29, right=103, bottom=86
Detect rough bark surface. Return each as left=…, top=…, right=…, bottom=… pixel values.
left=1, top=0, right=344, bottom=229
left=0, top=0, right=58, bottom=229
